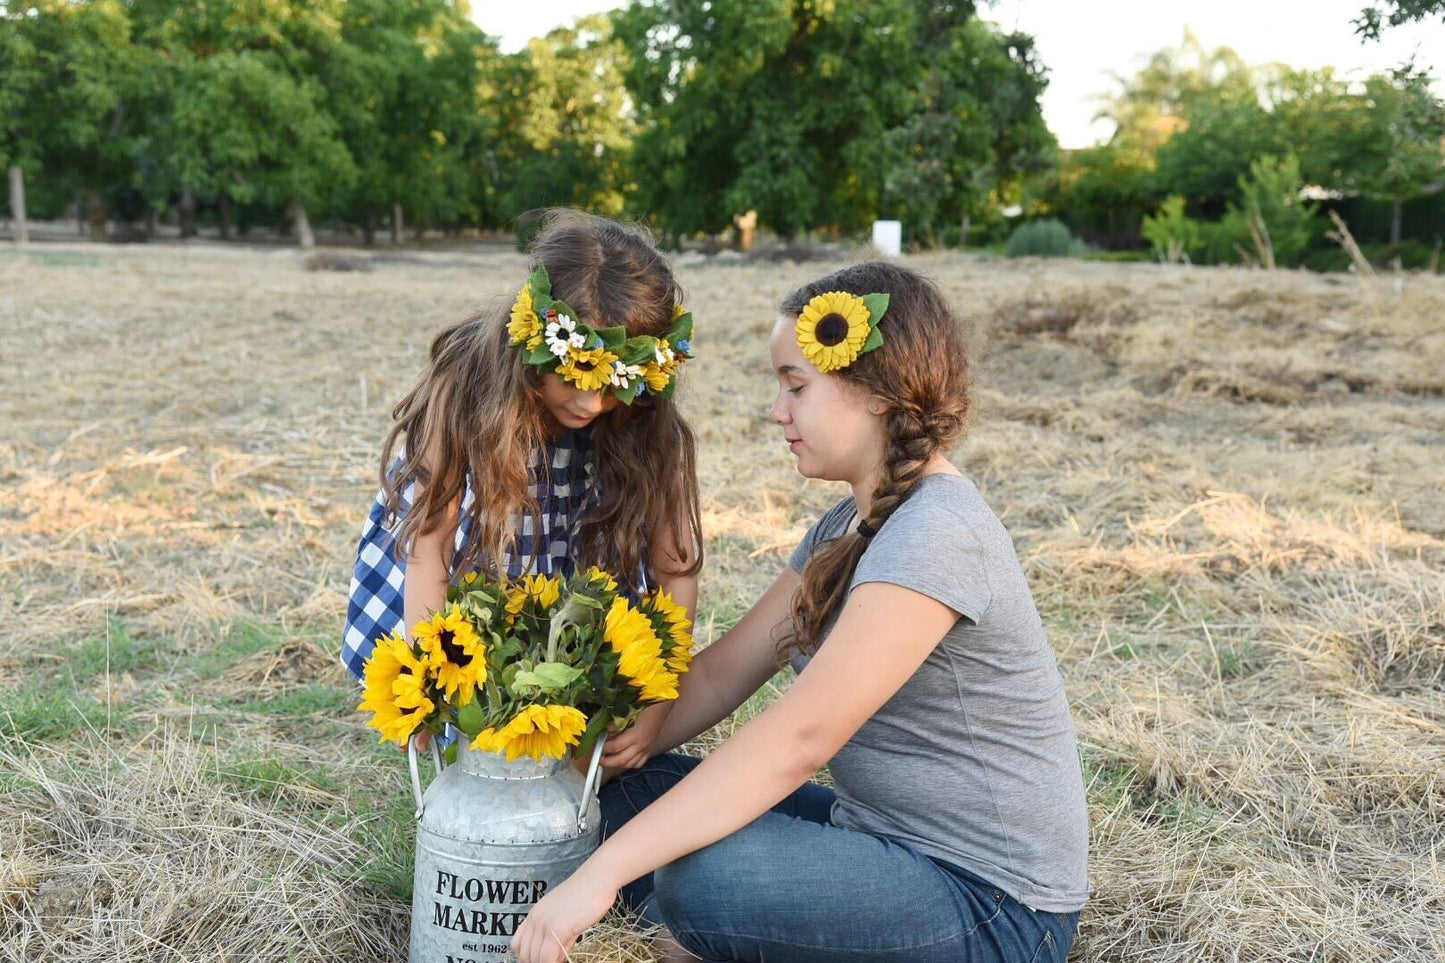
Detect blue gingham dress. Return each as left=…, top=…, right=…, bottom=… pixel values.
left=342, top=429, right=637, bottom=681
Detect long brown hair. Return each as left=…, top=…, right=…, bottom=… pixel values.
left=779, top=261, right=971, bottom=661
left=378, top=210, right=703, bottom=588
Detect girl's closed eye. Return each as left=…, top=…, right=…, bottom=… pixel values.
left=788, top=385, right=805, bottom=395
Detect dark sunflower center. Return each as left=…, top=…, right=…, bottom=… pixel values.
left=439, top=629, right=470, bottom=666
left=574, top=359, right=596, bottom=371
left=816, top=314, right=850, bottom=346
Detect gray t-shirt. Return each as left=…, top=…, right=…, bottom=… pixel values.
left=788, top=473, right=1090, bottom=912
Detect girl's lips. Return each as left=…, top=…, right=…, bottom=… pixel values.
left=788, top=439, right=803, bottom=453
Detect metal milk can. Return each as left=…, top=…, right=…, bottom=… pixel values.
left=407, top=734, right=607, bottom=963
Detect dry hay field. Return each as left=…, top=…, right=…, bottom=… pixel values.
left=1, top=242, right=1442, bottom=963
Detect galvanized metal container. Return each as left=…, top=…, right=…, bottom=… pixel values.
left=406, top=734, right=606, bottom=963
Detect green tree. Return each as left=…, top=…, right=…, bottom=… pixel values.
left=862, top=15, right=1055, bottom=246
left=327, top=0, right=490, bottom=242
left=1219, top=154, right=1320, bottom=267
left=137, top=0, right=357, bottom=245
left=486, top=13, right=635, bottom=224
left=1353, top=0, right=1445, bottom=39
left=1350, top=65, right=1445, bottom=244
left=614, top=0, right=1053, bottom=245
left=17, top=0, right=161, bottom=239
left=612, top=0, right=797, bottom=241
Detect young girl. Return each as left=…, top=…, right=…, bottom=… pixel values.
left=510, top=261, right=1090, bottom=963
left=342, top=211, right=702, bottom=771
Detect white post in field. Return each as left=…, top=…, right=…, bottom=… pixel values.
left=872, top=220, right=902, bottom=257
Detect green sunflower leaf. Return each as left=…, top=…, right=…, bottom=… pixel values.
left=575, top=710, right=612, bottom=758
left=860, top=321, right=885, bottom=354
left=860, top=293, right=890, bottom=326
left=512, top=662, right=583, bottom=694
left=527, top=265, right=552, bottom=300
left=455, top=698, right=485, bottom=737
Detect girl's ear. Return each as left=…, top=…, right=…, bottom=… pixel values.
left=867, top=397, right=888, bottom=416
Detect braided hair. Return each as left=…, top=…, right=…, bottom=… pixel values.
left=777, top=261, right=971, bottom=661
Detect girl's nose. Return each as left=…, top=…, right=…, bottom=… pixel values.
left=768, top=392, right=790, bottom=425
left=576, top=391, right=605, bottom=416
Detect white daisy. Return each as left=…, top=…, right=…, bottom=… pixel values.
left=610, top=360, right=644, bottom=388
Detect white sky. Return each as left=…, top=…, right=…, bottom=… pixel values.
left=470, top=0, right=1445, bottom=148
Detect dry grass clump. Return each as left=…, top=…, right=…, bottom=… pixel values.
left=0, top=730, right=409, bottom=962
left=3, top=245, right=1443, bottom=960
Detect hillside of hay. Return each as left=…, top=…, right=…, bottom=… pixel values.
left=2, top=243, right=1442, bottom=962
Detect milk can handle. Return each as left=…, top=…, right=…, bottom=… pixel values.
left=408, top=732, right=444, bottom=820
left=577, top=733, right=607, bottom=831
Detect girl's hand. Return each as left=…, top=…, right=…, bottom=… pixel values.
left=601, top=701, right=672, bottom=770
left=510, top=864, right=618, bottom=963
left=398, top=730, right=432, bottom=753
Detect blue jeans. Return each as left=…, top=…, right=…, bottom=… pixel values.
left=598, top=752, right=1080, bottom=962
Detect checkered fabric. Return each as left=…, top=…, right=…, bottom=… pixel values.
left=342, top=429, right=618, bottom=681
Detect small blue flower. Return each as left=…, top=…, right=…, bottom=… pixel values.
left=676, top=339, right=692, bottom=355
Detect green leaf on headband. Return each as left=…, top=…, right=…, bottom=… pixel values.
left=527, top=264, right=552, bottom=300
left=666, top=313, right=693, bottom=345
left=860, top=322, right=885, bottom=354
left=655, top=378, right=677, bottom=400
left=617, top=336, right=656, bottom=366
left=614, top=380, right=643, bottom=405
left=525, top=342, right=557, bottom=366
left=594, top=325, right=628, bottom=349
left=549, top=298, right=580, bottom=326
left=860, top=293, right=890, bottom=326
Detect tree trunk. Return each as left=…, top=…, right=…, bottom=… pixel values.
left=391, top=201, right=402, bottom=244
left=1390, top=196, right=1402, bottom=247
left=218, top=194, right=232, bottom=240
left=289, top=197, right=315, bottom=249
left=145, top=207, right=157, bottom=239
left=363, top=215, right=375, bottom=246
left=86, top=187, right=107, bottom=242
left=959, top=214, right=971, bottom=249
left=8, top=166, right=27, bottom=244
left=179, top=188, right=197, bottom=238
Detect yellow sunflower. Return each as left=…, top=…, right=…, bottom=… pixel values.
left=508, top=285, right=544, bottom=349
left=414, top=605, right=487, bottom=705
left=470, top=704, right=588, bottom=762
left=358, top=631, right=436, bottom=745
left=583, top=566, right=618, bottom=592
left=505, top=573, right=562, bottom=622
left=557, top=346, right=618, bottom=392
left=646, top=588, right=695, bottom=674
left=672, top=303, right=687, bottom=321
left=642, top=340, right=678, bottom=392
left=795, top=291, right=872, bottom=373
left=604, top=596, right=678, bottom=701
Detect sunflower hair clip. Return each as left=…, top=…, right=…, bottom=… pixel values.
left=795, top=290, right=890, bottom=373
left=506, top=264, right=694, bottom=403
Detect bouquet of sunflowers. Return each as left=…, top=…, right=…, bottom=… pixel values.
left=358, top=566, right=692, bottom=763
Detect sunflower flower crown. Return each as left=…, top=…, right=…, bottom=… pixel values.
left=506, top=264, right=695, bottom=402
left=357, top=566, right=694, bottom=764
left=795, top=290, right=891, bottom=373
